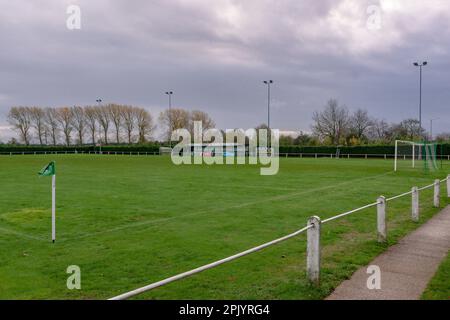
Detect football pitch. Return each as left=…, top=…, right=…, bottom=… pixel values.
left=0, top=155, right=448, bottom=299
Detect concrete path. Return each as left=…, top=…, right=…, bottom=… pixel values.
left=327, top=205, right=450, bottom=300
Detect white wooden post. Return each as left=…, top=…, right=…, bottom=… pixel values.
left=377, top=196, right=387, bottom=243
left=307, top=216, right=321, bottom=285
left=447, top=175, right=450, bottom=198
left=411, top=187, right=419, bottom=222
left=52, top=174, right=56, bottom=243
left=434, top=179, right=440, bottom=208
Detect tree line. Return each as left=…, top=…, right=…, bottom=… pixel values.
left=281, top=99, right=449, bottom=146
left=7, top=105, right=215, bottom=146
left=5, top=99, right=449, bottom=146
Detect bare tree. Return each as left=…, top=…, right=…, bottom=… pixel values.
left=349, top=109, right=373, bottom=140
left=56, top=107, right=74, bottom=146
left=398, top=118, right=424, bottom=140
left=136, top=108, right=155, bottom=143
left=29, top=107, right=46, bottom=145
left=8, top=106, right=32, bottom=145
left=109, top=104, right=123, bottom=144
left=159, top=108, right=190, bottom=141
left=84, top=106, right=98, bottom=145
left=120, top=105, right=137, bottom=144
left=189, top=110, right=215, bottom=134
left=45, top=108, right=60, bottom=145
left=96, top=105, right=111, bottom=144
left=368, top=119, right=391, bottom=143
left=71, top=106, right=86, bottom=145
left=312, top=99, right=349, bottom=145
left=435, top=132, right=450, bottom=143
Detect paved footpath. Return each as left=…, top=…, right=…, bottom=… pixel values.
left=327, top=205, right=450, bottom=300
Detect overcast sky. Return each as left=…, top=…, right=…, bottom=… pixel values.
left=0, top=0, right=449, bottom=140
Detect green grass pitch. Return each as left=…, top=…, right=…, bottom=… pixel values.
left=0, top=155, right=448, bottom=299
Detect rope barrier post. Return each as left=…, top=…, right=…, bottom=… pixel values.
left=307, top=216, right=321, bottom=285
left=434, top=179, right=440, bottom=208
left=411, top=187, right=419, bottom=222
left=377, top=196, right=387, bottom=243
left=447, top=175, right=450, bottom=198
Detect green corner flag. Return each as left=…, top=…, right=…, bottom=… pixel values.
left=39, top=161, right=56, bottom=243
left=38, top=161, right=56, bottom=176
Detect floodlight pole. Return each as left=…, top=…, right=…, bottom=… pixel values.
left=165, top=91, right=173, bottom=148
left=263, top=80, right=273, bottom=130
left=430, top=118, right=438, bottom=141
left=413, top=62, right=427, bottom=139
left=263, top=80, right=273, bottom=148
left=96, top=99, right=102, bottom=153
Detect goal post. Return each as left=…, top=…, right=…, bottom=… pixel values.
left=394, top=140, right=439, bottom=172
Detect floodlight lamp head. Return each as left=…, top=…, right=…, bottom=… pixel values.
left=413, top=62, right=419, bottom=66
left=423, top=61, right=428, bottom=66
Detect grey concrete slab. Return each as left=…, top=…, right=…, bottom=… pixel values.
left=327, top=205, right=450, bottom=300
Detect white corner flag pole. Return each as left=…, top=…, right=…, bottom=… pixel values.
left=52, top=174, right=56, bottom=243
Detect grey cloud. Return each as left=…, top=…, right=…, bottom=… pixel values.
left=0, top=0, right=449, bottom=141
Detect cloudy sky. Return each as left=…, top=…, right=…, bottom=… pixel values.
left=0, top=0, right=449, bottom=140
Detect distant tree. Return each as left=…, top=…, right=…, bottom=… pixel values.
left=95, top=105, right=111, bottom=144
left=312, top=99, right=349, bottom=145
left=120, top=105, right=137, bottom=144
left=56, top=107, right=74, bottom=146
left=109, top=104, right=123, bottom=144
left=349, top=109, right=373, bottom=141
left=7, top=137, right=19, bottom=145
left=189, top=110, right=215, bottom=134
left=29, top=107, right=46, bottom=145
left=45, top=108, right=60, bottom=145
left=136, top=108, right=155, bottom=143
left=159, top=108, right=190, bottom=141
left=367, top=119, right=391, bottom=143
left=294, top=131, right=317, bottom=146
left=279, top=135, right=294, bottom=145
left=84, top=106, right=98, bottom=145
left=8, top=106, right=32, bottom=145
left=71, top=106, right=86, bottom=145
left=435, top=132, right=450, bottom=143
left=395, top=119, right=425, bottom=141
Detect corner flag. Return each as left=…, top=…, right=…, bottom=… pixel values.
left=38, top=161, right=55, bottom=176
left=39, top=161, right=56, bottom=243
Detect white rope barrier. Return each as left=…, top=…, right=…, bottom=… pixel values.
left=321, top=201, right=379, bottom=224
left=386, top=190, right=414, bottom=202
left=418, top=183, right=435, bottom=191
left=109, top=224, right=313, bottom=300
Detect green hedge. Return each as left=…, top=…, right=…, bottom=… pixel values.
left=278, top=144, right=450, bottom=155
left=0, top=144, right=161, bottom=153
left=1, top=143, right=449, bottom=155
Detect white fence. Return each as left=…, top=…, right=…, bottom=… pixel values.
left=109, top=174, right=450, bottom=300
left=1, top=150, right=450, bottom=160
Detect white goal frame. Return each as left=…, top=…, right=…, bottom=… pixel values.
left=394, top=140, right=425, bottom=172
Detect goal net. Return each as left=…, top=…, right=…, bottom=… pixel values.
left=394, top=140, right=438, bottom=171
